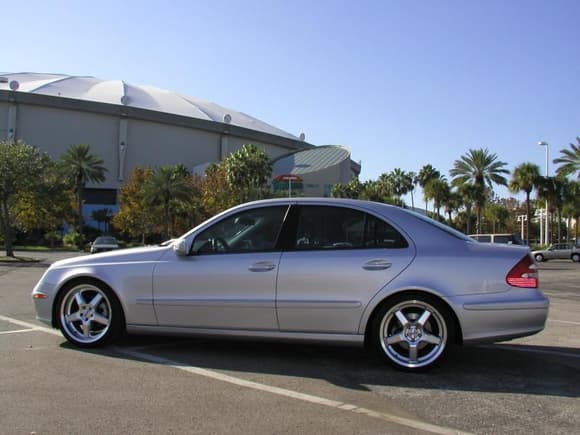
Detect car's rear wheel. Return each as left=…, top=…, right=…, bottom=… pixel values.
left=371, top=293, right=454, bottom=372
left=572, top=253, right=580, bottom=263
left=535, top=253, right=545, bottom=262
left=56, top=280, right=124, bottom=347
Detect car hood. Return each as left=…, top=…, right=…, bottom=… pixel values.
left=50, top=246, right=172, bottom=269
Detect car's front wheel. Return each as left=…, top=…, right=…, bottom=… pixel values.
left=56, top=280, right=124, bottom=347
left=572, top=253, right=580, bottom=263
left=371, top=293, right=455, bottom=372
left=535, top=253, right=545, bottom=262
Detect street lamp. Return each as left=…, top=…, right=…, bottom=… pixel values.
left=538, top=141, right=549, bottom=245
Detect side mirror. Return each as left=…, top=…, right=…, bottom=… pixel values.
left=173, top=239, right=189, bottom=257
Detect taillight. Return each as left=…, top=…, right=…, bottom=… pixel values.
left=506, top=255, right=538, bottom=288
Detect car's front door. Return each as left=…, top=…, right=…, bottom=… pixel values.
left=152, top=205, right=288, bottom=330
left=553, top=244, right=572, bottom=259
left=276, top=205, right=415, bottom=334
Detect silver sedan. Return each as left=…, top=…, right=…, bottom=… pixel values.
left=32, top=198, right=549, bottom=372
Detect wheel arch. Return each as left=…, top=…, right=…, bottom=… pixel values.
left=363, top=289, right=463, bottom=347
left=51, top=275, right=126, bottom=330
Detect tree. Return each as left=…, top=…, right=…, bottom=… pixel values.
left=450, top=148, right=509, bottom=233
left=417, top=164, right=441, bottom=213
left=562, top=180, right=580, bottom=241
left=484, top=202, right=510, bottom=234
left=0, top=140, right=56, bottom=256
left=201, top=163, right=239, bottom=217
left=536, top=175, right=569, bottom=244
left=442, top=189, right=460, bottom=226
left=456, top=183, right=479, bottom=234
left=113, top=167, right=158, bottom=244
left=408, top=171, right=417, bottom=209
left=61, top=144, right=107, bottom=249
left=91, top=208, right=114, bottom=233
left=509, top=162, right=541, bottom=244
left=332, top=178, right=361, bottom=199
left=423, top=177, right=450, bottom=221
left=224, top=144, right=272, bottom=202
left=13, top=162, right=74, bottom=240
left=144, top=166, right=193, bottom=240
left=384, top=169, right=414, bottom=207
left=554, top=137, right=580, bottom=179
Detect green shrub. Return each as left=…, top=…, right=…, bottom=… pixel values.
left=63, top=231, right=81, bottom=248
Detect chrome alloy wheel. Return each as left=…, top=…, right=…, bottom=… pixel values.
left=59, top=283, right=113, bottom=345
left=379, top=299, right=448, bottom=370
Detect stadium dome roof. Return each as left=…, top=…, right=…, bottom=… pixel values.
left=272, top=145, right=351, bottom=175
left=0, top=72, right=298, bottom=140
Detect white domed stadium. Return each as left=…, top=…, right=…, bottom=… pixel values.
left=0, top=72, right=359, bottom=214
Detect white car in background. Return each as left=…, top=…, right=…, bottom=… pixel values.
left=90, top=236, right=119, bottom=254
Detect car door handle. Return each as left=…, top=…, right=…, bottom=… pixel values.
left=249, top=261, right=276, bottom=272
left=362, top=259, right=392, bottom=271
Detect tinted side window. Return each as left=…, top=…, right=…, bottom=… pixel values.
left=478, top=235, right=492, bottom=243
left=193, top=206, right=287, bottom=254
left=365, top=214, right=408, bottom=248
left=493, top=235, right=511, bottom=244
left=293, top=206, right=407, bottom=250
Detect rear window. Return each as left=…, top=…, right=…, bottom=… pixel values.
left=95, top=237, right=117, bottom=244
left=401, top=209, right=473, bottom=242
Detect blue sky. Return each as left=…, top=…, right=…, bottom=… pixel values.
left=4, top=0, right=580, bottom=200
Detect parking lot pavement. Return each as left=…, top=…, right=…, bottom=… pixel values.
left=1, top=253, right=579, bottom=434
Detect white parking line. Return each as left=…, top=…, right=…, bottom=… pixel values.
left=0, top=313, right=468, bottom=435
left=118, top=347, right=471, bottom=435
left=549, top=319, right=580, bottom=326
left=480, top=344, right=580, bottom=359
left=0, top=328, right=37, bottom=335
left=0, top=314, right=61, bottom=336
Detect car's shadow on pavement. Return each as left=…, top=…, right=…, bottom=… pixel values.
left=62, top=334, right=580, bottom=399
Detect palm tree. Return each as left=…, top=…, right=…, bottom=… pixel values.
left=562, top=180, right=580, bottom=241
left=554, top=137, right=580, bottom=178
left=536, top=176, right=569, bottom=244
left=450, top=148, right=509, bottom=233
left=61, top=144, right=107, bottom=248
left=456, top=183, right=478, bottom=234
left=386, top=168, right=414, bottom=207
left=408, top=171, right=417, bottom=209
left=91, top=208, right=113, bottom=233
left=144, top=165, right=193, bottom=240
left=224, top=144, right=272, bottom=202
left=443, top=189, right=460, bottom=226
left=423, top=177, right=450, bottom=221
left=417, top=164, right=441, bottom=213
left=509, top=162, right=541, bottom=244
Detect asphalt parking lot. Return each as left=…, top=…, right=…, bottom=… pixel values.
left=1, top=252, right=578, bottom=434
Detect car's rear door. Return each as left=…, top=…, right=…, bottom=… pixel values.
left=275, top=204, right=415, bottom=334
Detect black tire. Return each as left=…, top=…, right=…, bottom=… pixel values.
left=572, top=253, right=580, bottom=263
left=370, top=292, right=455, bottom=372
left=535, top=254, right=545, bottom=262
left=55, top=279, right=124, bottom=348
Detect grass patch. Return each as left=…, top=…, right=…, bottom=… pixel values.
left=0, top=255, right=40, bottom=263
left=0, top=246, right=78, bottom=252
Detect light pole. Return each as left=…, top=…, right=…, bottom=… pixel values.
left=538, top=141, right=549, bottom=245
left=517, top=214, right=527, bottom=240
